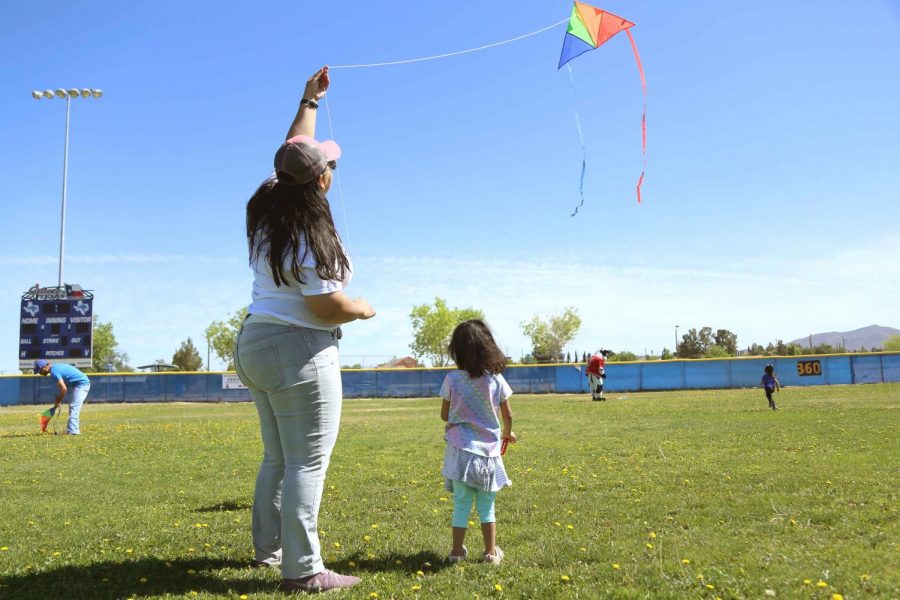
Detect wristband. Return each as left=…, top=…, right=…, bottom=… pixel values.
left=300, top=98, right=318, bottom=110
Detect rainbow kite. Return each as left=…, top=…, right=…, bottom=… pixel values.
left=558, top=2, right=646, bottom=206
left=39, top=406, right=57, bottom=432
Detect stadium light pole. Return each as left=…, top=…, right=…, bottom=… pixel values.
left=674, top=325, right=680, bottom=355
left=32, top=88, right=103, bottom=287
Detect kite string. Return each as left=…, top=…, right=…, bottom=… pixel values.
left=322, top=94, right=352, bottom=252
left=330, top=18, right=569, bottom=69
left=566, top=64, right=587, bottom=217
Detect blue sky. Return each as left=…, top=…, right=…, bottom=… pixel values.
left=1, top=0, right=898, bottom=372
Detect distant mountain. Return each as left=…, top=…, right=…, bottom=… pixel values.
left=789, top=325, right=900, bottom=351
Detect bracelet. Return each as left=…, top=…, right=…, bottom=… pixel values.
left=300, top=98, right=318, bottom=110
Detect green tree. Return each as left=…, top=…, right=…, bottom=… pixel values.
left=677, top=328, right=703, bottom=358
left=714, top=329, right=738, bottom=355
left=205, top=307, right=248, bottom=370
left=608, top=350, right=637, bottom=362
left=409, top=298, right=484, bottom=367
left=704, top=345, right=731, bottom=358
left=660, top=347, right=673, bottom=360
left=883, top=335, right=900, bottom=351
left=172, top=337, right=203, bottom=371
left=90, top=316, right=130, bottom=372
left=521, top=307, right=582, bottom=363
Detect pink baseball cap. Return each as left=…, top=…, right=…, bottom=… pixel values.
left=274, top=135, right=342, bottom=185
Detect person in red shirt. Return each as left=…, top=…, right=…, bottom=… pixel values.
left=586, top=349, right=609, bottom=401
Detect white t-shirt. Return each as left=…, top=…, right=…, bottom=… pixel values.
left=247, top=176, right=352, bottom=330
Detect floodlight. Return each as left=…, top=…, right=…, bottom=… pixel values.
left=32, top=91, right=43, bottom=99
left=80, top=89, right=91, bottom=98
left=91, top=89, right=103, bottom=98
left=43, top=90, right=54, bottom=99
left=67, top=89, right=79, bottom=98
left=55, top=89, right=66, bottom=98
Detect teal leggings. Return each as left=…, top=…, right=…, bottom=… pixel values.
left=451, top=480, right=497, bottom=528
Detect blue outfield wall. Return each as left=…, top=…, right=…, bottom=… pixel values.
left=1, top=353, right=898, bottom=406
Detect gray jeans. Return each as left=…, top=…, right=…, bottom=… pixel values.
left=234, top=320, right=342, bottom=579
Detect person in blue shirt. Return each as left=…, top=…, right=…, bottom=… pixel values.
left=760, top=364, right=781, bottom=411
left=34, top=359, right=91, bottom=434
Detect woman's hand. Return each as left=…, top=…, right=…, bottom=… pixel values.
left=502, top=431, right=517, bottom=443
left=303, top=66, right=330, bottom=101
left=352, top=297, right=376, bottom=320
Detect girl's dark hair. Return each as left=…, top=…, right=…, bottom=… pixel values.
left=448, top=319, right=507, bottom=378
left=764, top=364, right=774, bottom=374
left=246, top=178, right=349, bottom=286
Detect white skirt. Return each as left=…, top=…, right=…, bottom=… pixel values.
left=442, top=444, right=512, bottom=493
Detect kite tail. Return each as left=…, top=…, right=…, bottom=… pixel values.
left=566, top=64, right=588, bottom=217
left=626, top=29, right=646, bottom=203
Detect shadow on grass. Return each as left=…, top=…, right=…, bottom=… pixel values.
left=0, top=556, right=274, bottom=600
left=195, top=500, right=252, bottom=512
left=0, top=432, right=47, bottom=439
left=1, top=551, right=454, bottom=599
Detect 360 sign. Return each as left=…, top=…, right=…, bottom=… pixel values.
left=796, top=360, right=822, bottom=376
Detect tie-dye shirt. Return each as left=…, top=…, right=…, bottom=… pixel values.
left=441, top=370, right=513, bottom=457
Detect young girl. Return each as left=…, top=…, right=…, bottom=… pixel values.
left=761, top=364, right=781, bottom=410
left=440, top=319, right=516, bottom=565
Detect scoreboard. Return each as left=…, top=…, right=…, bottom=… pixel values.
left=19, top=284, right=94, bottom=370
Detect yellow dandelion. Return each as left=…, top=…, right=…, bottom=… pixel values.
left=348, top=561, right=357, bottom=567
left=789, top=518, right=797, bottom=525
left=187, top=569, right=197, bottom=575
left=560, top=575, right=570, bottom=582
left=832, top=595, right=843, bottom=600
left=649, top=532, right=656, bottom=539
left=494, top=584, right=503, bottom=592
left=817, top=581, right=828, bottom=589
left=681, top=559, right=691, bottom=564
left=859, top=573, right=870, bottom=581
left=53, top=551, right=61, bottom=556
left=705, top=583, right=714, bottom=589
left=240, top=596, right=249, bottom=600
left=416, top=570, right=424, bottom=576
left=1, top=547, right=9, bottom=551
left=566, top=524, right=574, bottom=530
left=333, top=542, right=341, bottom=548
left=371, top=524, right=379, bottom=529
left=803, top=579, right=812, bottom=585
left=439, top=497, right=448, bottom=502
left=363, top=535, right=371, bottom=541
left=412, top=584, right=421, bottom=591
left=139, top=577, right=147, bottom=583
left=612, top=563, right=620, bottom=570
left=189, top=592, right=198, bottom=597
left=370, top=593, right=378, bottom=598
left=646, top=543, right=654, bottom=549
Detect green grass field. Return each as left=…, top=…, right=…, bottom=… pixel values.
left=1, top=384, right=897, bottom=599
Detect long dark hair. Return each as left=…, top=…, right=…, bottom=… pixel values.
left=448, top=319, right=507, bottom=378
left=246, top=178, right=349, bottom=286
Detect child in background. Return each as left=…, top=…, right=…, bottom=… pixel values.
left=761, top=364, right=781, bottom=410
left=440, top=320, right=516, bottom=565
